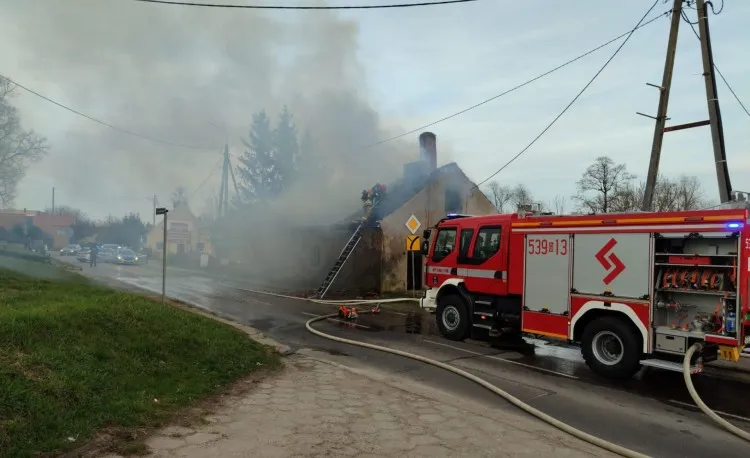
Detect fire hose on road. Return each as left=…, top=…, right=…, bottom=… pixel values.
left=683, top=343, right=750, bottom=442
left=234, top=287, right=749, bottom=456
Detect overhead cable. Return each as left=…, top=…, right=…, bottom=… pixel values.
left=132, top=0, right=477, bottom=9
left=0, top=74, right=216, bottom=150
left=362, top=9, right=669, bottom=149
left=472, top=0, right=661, bottom=189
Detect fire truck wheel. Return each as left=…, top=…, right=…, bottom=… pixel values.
left=435, top=295, right=470, bottom=341
left=581, top=316, right=641, bottom=380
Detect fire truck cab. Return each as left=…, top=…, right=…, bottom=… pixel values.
left=419, top=208, right=749, bottom=380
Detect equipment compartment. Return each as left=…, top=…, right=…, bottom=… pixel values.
left=652, top=233, right=740, bottom=343
left=655, top=332, right=687, bottom=354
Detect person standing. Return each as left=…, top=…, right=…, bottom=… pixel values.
left=90, top=244, right=98, bottom=267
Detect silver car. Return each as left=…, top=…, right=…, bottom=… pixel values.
left=60, top=244, right=81, bottom=256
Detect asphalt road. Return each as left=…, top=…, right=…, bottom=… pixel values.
left=76, top=259, right=750, bottom=458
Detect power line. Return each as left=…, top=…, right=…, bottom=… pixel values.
left=0, top=74, right=216, bottom=150
left=362, top=9, right=669, bottom=149
left=472, top=0, right=660, bottom=189
left=132, top=0, right=477, bottom=9
left=679, top=9, right=750, bottom=119
left=191, top=153, right=225, bottom=197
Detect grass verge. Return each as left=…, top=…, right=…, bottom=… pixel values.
left=0, top=266, right=280, bottom=457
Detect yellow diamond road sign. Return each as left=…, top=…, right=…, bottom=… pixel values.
left=405, top=214, right=421, bottom=235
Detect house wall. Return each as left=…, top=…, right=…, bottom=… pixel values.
left=380, top=169, right=497, bottom=293
left=147, top=207, right=212, bottom=257
left=286, top=225, right=381, bottom=295
left=231, top=224, right=381, bottom=295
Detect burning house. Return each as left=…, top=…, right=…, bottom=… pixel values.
left=294, top=132, right=498, bottom=296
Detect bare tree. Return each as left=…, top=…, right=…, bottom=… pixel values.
left=485, top=181, right=513, bottom=212
left=171, top=186, right=189, bottom=208
left=201, top=194, right=219, bottom=221
left=574, top=156, right=634, bottom=213
left=550, top=194, right=566, bottom=214
left=509, top=184, right=534, bottom=211
left=673, top=175, right=706, bottom=210
left=0, top=77, right=48, bottom=208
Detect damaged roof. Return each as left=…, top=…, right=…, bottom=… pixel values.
left=346, top=162, right=465, bottom=223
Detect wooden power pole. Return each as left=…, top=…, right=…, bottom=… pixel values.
left=640, top=0, right=731, bottom=210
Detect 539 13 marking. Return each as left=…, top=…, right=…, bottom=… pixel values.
left=527, top=238, right=568, bottom=256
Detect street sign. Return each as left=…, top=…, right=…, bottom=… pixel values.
left=156, top=207, right=168, bottom=215
left=406, top=235, right=420, bottom=251
left=405, top=214, right=421, bottom=235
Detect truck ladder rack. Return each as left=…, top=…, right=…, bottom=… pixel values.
left=314, top=224, right=363, bottom=299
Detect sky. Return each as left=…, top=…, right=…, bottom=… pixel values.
left=0, top=0, right=748, bottom=221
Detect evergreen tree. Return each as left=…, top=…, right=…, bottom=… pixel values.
left=235, top=107, right=301, bottom=206
left=274, top=105, right=299, bottom=185
left=236, top=110, right=277, bottom=203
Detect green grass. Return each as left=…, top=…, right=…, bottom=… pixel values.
left=0, top=267, right=279, bottom=457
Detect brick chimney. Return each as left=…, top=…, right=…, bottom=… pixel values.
left=419, top=132, right=437, bottom=172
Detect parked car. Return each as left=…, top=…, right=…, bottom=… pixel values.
left=76, top=247, right=91, bottom=263
left=98, top=248, right=118, bottom=263
left=115, top=248, right=139, bottom=265
left=60, top=244, right=81, bottom=256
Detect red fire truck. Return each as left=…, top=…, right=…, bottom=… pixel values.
left=419, top=208, right=749, bottom=379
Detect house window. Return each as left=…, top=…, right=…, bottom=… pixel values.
left=156, top=242, right=164, bottom=250
left=445, top=188, right=461, bottom=213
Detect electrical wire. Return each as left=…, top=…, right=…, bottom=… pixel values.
left=471, top=0, right=660, bottom=189
left=132, top=0, right=477, bottom=9
left=0, top=74, right=216, bottom=150
left=679, top=9, right=750, bottom=119
left=361, top=9, right=669, bottom=150
left=191, top=153, right=225, bottom=197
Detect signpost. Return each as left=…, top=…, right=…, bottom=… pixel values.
left=405, top=214, right=421, bottom=235
left=404, top=216, right=422, bottom=297
left=156, top=207, right=168, bottom=304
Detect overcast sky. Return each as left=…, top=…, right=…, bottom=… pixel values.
left=1, top=0, right=748, bottom=221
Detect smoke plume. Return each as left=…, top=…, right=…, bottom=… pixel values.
left=1, top=0, right=414, bottom=221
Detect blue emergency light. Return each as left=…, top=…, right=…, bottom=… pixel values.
left=726, top=222, right=742, bottom=229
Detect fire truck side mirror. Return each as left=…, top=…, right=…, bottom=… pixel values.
left=421, top=240, right=430, bottom=256
left=422, top=229, right=431, bottom=239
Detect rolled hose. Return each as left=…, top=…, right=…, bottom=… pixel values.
left=234, top=286, right=648, bottom=457
left=683, top=343, right=750, bottom=442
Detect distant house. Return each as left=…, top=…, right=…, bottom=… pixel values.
left=146, top=203, right=213, bottom=258
left=272, top=132, right=498, bottom=295
left=0, top=209, right=75, bottom=249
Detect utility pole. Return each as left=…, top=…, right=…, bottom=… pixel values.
left=641, top=0, right=683, bottom=211
left=51, top=187, right=55, bottom=213
left=218, top=144, right=230, bottom=218
left=641, top=0, right=732, bottom=210
left=696, top=0, right=731, bottom=203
